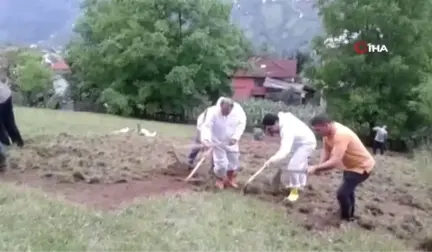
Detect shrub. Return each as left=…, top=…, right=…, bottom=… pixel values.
left=237, top=98, right=326, bottom=130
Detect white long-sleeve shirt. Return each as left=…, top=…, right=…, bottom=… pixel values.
left=196, top=109, right=207, bottom=131
left=373, top=126, right=387, bottom=142
left=270, top=112, right=317, bottom=162
left=0, top=81, right=11, bottom=104
left=200, top=99, right=247, bottom=152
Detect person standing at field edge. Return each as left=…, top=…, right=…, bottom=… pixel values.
left=261, top=112, right=317, bottom=202
left=201, top=97, right=247, bottom=189
left=0, top=78, right=24, bottom=147
left=308, top=114, right=375, bottom=222
left=372, top=125, right=387, bottom=155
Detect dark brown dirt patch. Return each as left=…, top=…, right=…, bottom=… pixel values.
left=2, top=171, right=191, bottom=210
left=8, top=133, right=196, bottom=184
left=2, top=133, right=214, bottom=210
left=1, top=133, right=431, bottom=249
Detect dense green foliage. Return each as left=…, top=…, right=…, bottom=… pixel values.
left=67, top=0, right=251, bottom=117
left=180, top=98, right=324, bottom=131
left=306, top=0, right=432, bottom=144
left=239, top=99, right=324, bottom=129
left=4, top=0, right=431, bottom=151
left=9, top=50, right=53, bottom=106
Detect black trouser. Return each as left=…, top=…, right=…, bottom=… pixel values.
left=0, top=97, right=23, bottom=147
left=0, top=124, right=10, bottom=145
left=0, top=143, right=6, bottom=170
left=372, top=140, right=385, bottom=155
left=337, top=170, right=370, bottom=221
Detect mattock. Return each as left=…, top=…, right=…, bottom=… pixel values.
left=184, top=149, right=212, bottom=182
left=242, top=165, right=307, bottom=194
left=242, top=164, right=268, bottom=194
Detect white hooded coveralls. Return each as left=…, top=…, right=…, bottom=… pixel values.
left=196, top=109, right=207, bottom=132
left=200, top=98, right=247, bottom=178
left=271, top=112, right=317, bottom=188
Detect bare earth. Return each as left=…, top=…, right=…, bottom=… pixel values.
left=2, top=133, right=432, bottom=249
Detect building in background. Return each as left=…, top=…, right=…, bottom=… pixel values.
left=231, top=56, right=315, bottom=104
left=42, top=51, right=74, bottom=110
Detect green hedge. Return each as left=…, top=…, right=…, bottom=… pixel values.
left=238, top=99, right=325, bottom=130
left=188, top=99, right=325, bottom=130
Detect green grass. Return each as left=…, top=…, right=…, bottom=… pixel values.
left=15, top=107, right=195, bottom=137
left=0, top=187, right=409, bottom=251
left=0, top=106, right=417, bottom=251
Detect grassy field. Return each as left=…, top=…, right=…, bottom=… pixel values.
left=0, top=107, right=428, bottom=251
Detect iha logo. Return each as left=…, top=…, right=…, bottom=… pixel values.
left=354, top=41, right=388, bottom=54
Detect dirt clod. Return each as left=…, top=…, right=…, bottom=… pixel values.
left=365, top=204, right=384, bottom=216
left=417, top=238, right=432, bottom=251
left=72, top=171, right=85, bottom=181
left=357, top=218, right=376, bottom=230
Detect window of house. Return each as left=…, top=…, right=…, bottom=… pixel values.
left=254, top=78, right=265, bottom=87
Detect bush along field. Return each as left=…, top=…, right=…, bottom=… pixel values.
left=238, top=99, right=326, bottom=129
left=0, top=106, right=429, bottom=251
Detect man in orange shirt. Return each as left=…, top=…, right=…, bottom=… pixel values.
left=308, top=115, right=375, bottom=222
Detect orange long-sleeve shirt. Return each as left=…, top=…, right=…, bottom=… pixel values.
left=323, top=122, right=375, bottom=174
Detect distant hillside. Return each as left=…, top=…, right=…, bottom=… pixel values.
left=232, top=0, right=321, bottom=53
left=0, top=0, right=321, bottom=54
left=0, top=0, right=80, bottom=46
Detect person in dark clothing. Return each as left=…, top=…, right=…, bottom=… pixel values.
left=0, top=80, right=24, bottom=147
left=0, top=143, right=6, bottom=171
left=308, top=115, right=375, bottom=222
left=372, top=125, right=387, bottom=155
left=0, top=124, right=11, bottom=146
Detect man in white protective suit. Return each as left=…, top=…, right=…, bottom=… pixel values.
left=200, top=97, right=247, bottom=189
left=261, top=112, right=317, bottom=202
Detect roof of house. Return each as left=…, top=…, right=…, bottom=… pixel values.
left=43, top=53, right=70, bottom=71
left=52, top=61, right=70, bottom=71
left=233, top=56, right=297, bottom=78
left=263, top=77, right=315, bottom=92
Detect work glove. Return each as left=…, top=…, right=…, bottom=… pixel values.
left=307, top=165, right=319, bottom=175
left=228, top=138, right=237, bottom=146
left=201, top=140, right=212, bottom=150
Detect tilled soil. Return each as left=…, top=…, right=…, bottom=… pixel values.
left=2, top=133, right=432, bottom=248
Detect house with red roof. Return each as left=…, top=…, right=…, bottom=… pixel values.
left=231, top=56, right=314, bottom=102
left=42, top=52, right=70, bottom=74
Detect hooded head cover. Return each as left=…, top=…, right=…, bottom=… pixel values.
left=216, top=96, right=234, bottom=106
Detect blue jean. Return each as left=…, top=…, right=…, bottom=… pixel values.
left=337, top=171, right=370, bottom=220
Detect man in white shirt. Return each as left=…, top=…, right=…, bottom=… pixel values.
left=201, top=97, right=247, bottom=189
left=372, top=125, right=387, bottom=155
left=261, top=112, right=317, bottom=202
left=187, top=98, right=228, bottom=170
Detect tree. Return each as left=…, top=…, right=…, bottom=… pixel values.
left=306, top=0, right=432, bottom=141
left=294, top=50, right=311, bottom=74
left=67, top=0, right=251, bottom=117
left=12, top=51, right=53, bottom=106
